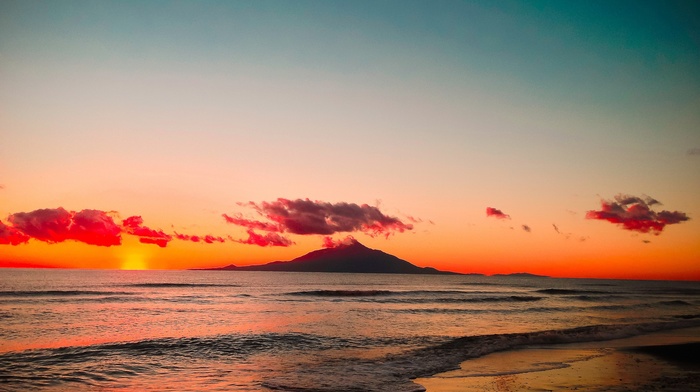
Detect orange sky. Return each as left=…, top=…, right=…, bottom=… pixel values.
left=1, top=2, right=699, bottom=280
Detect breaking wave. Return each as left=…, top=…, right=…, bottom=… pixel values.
left=2, top=317, right=699, bottom=391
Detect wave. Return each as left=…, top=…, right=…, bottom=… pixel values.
left=285, top=289, right=495, bottom=297
left=589, top=300, right=694, bottom=312
left=375, top=296, right=543, bottom=304
left=262, top=318, right=700, bottom=391
left=0, top=332, right=435, bottom=389
left=284, top=290, right=543, bottom=304
left=287, top=290, right=395, bottom=297
left=658, top=300, right=693, bottom=306
left=0, top=290, right=134, bottom=297
left=535, top=288, right=609, bottom=295
left=4, top=319, right=699, bottom=391
left=122, top=283, right=240, bottom=288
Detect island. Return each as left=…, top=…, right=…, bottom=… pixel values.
left=201, top=239, right=457, bottom=275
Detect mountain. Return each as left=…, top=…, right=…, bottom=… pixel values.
left=204, top=240, right=456, bottom=274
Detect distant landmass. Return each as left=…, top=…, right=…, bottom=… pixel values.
left=201, top=239, right=456, bottom=275
left=492, top=272, right=548, bottom=278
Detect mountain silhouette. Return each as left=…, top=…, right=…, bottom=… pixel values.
left=205, top=239, right=455, bottom=274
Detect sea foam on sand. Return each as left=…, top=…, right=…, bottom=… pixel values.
left=414, top=327, right=700, bottom=392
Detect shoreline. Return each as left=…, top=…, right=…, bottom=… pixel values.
left=414, top=326, right=700, bottom=392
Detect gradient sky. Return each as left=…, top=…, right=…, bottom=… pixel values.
left=1, top=0, right=699, bottom=279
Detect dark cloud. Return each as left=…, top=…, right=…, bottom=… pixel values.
left=687, top=147, right=700, bottom=156
left=0, top=220, right=30, bottom=245
left=552, top=224, right=560, bottom=234
left=486, top=207, right=510, bottom=220
left=8, top=208, right=122, bottom=246
left=234, top=229, right=294, bottom=247
left=121, top=216, right=172, bottom=247
left=586, top=194, right=690, bottom=235
left=522, top=225, right=531, bottom=233
left=227, top=198, right=413, bottom=239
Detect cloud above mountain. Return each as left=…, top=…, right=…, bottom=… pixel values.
left=224, top=198, right=414, bottom=246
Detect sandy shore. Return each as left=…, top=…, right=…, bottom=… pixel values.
left=414, top=327, right=700, bottom=392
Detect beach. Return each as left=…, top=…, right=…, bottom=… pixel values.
left=415, top=327, right=700, bottom=392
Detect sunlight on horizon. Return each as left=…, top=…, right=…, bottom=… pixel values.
left=120, top=254, right=148, bottom=271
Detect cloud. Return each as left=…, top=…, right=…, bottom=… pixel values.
left=121, top=216, right=172, bottom=247
left=227, top=198, right=414, bottom=239
left=0, top=220, right=30, bottom=245
left=7, top=208, right=122, bottom=246
left=486, top=207, right=510, bottom=219
left=552, top=223, right=578, bottom=240
left=175, top=232, right=226, bottom=244
left=234, top=229, right=294, bottom=247
left=2, top=207, right=232, bottom=249
left=222, top=214, right=282, bottom=232
left=586, top=194, right=690, bottom=235
left=522, top=224, right=531, bottom=233
left=321, top=235, right=357, bottom=248
left=71, top=209, right=123, bottom=246
left=687, top=147, right=700, bottom=156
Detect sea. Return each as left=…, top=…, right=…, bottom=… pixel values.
left=1, top=269, right=699, bottom=391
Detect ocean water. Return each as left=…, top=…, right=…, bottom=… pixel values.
left=1, top=269, right=699, bottom=391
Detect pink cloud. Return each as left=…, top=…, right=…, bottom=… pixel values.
left=222, top=213, right=282, bottom=232
left=0, top=220, right=30, bottom=245
left=586, top=194, right=690, bottom=235
left=226, top=198, right=414, bottom=240
left=7, top=208, right=122, bottom=246
left=234, top=229, right=294, bottom=247
left=2, top=208, right=231, bottom=248
left=486, top=207, right=510, bottom=219
left=122, top=216, right=172, bottom=247
left=321, top=235, right=357, bottom=248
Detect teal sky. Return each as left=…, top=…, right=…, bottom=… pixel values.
left=1, top=1, right=699, bottom=277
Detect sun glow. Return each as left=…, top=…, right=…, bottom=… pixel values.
left=120, top=254, right=148, bottom=270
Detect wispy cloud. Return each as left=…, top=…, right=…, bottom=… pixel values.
left=174, top=233, right=226, bottom=244
left=687, top=147, right=700, bottom=156
left=586, top=194, right=690, bottom=234
left=522, top=224, right=531, bottom=233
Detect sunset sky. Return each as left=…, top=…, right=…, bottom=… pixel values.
left=1, top=1, right=699, bottom=280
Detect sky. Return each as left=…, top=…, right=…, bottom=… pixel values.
left=1, top=0, right=699, bottom=280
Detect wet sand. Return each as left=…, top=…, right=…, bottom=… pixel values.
left=414, top=327, right=700, bottom=392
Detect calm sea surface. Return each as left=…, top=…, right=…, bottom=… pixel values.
left=1, top=269, right=699, bottom=391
